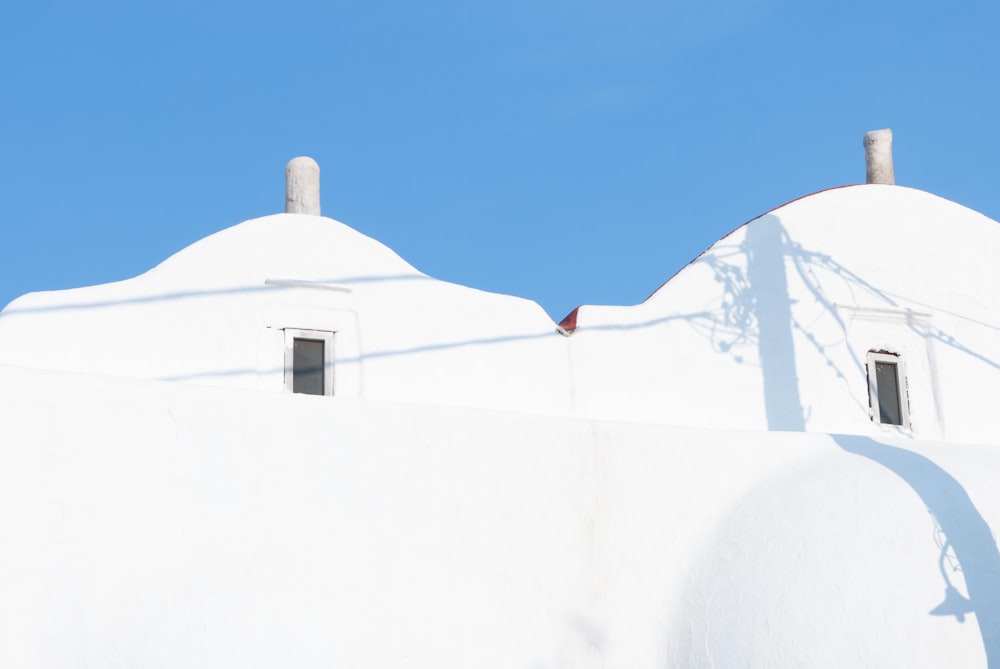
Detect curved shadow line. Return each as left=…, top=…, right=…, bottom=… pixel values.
left=834, top=434, right=1000, bottom=667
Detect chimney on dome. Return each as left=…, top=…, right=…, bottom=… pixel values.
left=285, top=156, right=321, bottom=215
left=863, top=129, right=894, bottom=185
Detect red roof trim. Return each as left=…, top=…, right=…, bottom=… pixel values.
left=558, top=306, right=580, bottom=333
left=638, top=184, right=861, bottom=303
left=554, top=184, right=864, bottom=334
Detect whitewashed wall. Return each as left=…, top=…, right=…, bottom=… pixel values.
left=0, top=365, right=996, bottom=667
left=569, top=186, right=1000, bottom=443
left=2, top=186, right=999, bottom=441
left=0, top=215, right=572, bottom=416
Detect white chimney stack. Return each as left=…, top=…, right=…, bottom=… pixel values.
left=863, top=129, right=894, bottom=185
left=285, top=156, right=321, bottom=215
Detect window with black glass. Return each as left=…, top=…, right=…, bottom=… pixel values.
left=284, top=329, right=334, bottom=396
left=866, top=350, right=909, bottom=428
left=293, top=338, right=325, bottom=395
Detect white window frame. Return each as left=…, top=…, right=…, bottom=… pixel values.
left=284, top=328, right=335, bottom=396
left=866, top=350, right=910, bottom=429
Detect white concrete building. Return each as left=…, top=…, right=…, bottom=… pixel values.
left=1, top=144, right=999, bottom=667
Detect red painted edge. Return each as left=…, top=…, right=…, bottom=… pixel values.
left=554, top=184, right=865, bottom=334
left=558, top=306, right=580, bottom=333
left=638, top=184, right=861, bottom=303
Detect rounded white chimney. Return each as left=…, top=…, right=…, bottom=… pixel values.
left=285, top=156, right=321, bottom=215
left=863, top=129, right=894, bottom=185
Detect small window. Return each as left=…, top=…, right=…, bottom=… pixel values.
left=284, top=329, right=334, bottom=396
left=867, top=350, right=909, bottom=428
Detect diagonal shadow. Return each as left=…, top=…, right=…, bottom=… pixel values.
left=0, top=273, right=435, bottom=317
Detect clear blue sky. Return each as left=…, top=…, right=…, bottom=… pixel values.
left=2, top=0, right=998, bottom=320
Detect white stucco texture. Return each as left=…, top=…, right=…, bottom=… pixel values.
left=3, top=182, right=1000, bottom=667
left=3, top=185, right=999, bottom=440
left=0, top=366, right=997, bottom=667
left=570, top=185, right=1000, bottom=443
left=0, top=213, right=569, bottom=415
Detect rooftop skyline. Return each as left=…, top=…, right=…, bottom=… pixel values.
left=3, top=1, right=998, bottom=319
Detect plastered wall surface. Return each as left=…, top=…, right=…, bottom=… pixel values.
left=3, top=183, right=1000, bottom=665
left=3, top=186, right=999, bottom=441
left=0, top=366, right=995, bottom=667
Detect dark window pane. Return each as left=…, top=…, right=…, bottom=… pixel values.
left=293, top=338, right=325, bottom=395
left=875, top=361, right=902, bottom=425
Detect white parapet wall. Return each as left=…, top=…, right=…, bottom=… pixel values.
left=0, top=364, right=996, bottom=667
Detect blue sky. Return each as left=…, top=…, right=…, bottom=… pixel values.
left=2, top=0, right=998, bottom=320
